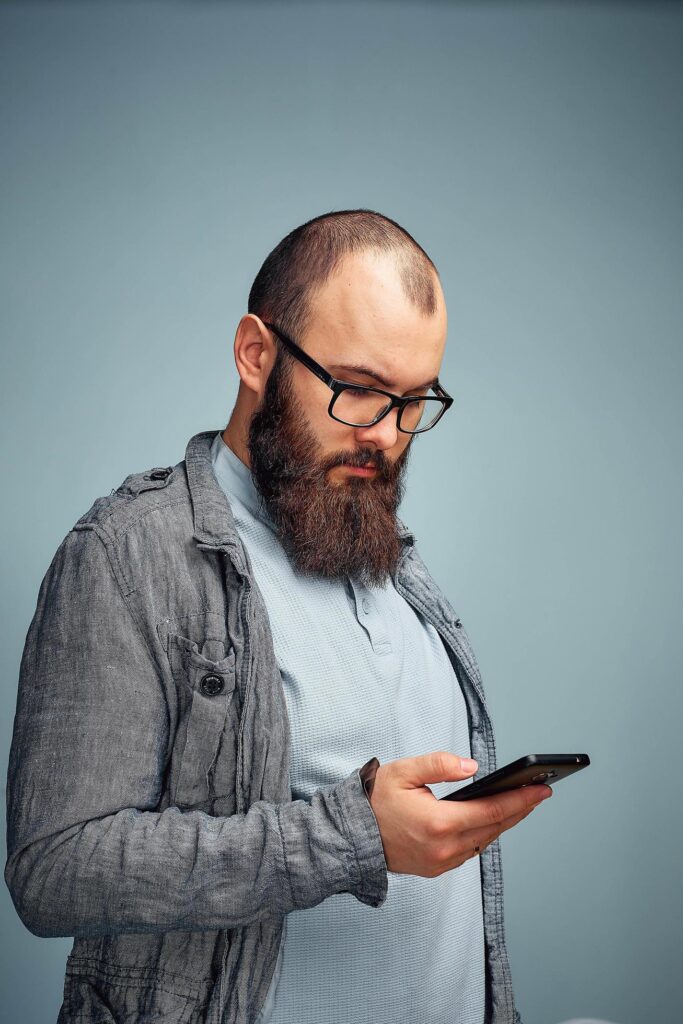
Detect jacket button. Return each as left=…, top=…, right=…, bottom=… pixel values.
left=454, top=618, right=462, bottom=628
left=200, top=673, right=224, bottom=696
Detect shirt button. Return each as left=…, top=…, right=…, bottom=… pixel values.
left=200, top=673, right=225, bottom=697
left=361, top=597, right=371, bottom=614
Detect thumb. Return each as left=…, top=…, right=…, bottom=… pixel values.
left=397, top=751, right=478, bottom=788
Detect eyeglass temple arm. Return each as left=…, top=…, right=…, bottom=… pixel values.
left=263, top=322, right=338, bottom=389
left=434, top=381, right=453, bottom=405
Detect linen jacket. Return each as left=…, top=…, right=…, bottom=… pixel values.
left=4, top=428, right=522, bottom=1024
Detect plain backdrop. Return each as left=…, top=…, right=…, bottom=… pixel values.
left=1, top=2, right=681, bottom=1023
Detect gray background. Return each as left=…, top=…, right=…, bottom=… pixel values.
left=1, top=2, right=681, bottom=1023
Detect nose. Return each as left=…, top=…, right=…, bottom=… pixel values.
left=353, top=406, right=400, bottom=452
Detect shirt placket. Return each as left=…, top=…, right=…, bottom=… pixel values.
left=346, top=578, right=394, bottom=657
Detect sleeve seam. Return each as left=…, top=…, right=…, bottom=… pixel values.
left=72, top=524, right=165, bottom=687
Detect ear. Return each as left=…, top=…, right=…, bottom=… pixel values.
left=233, top=315, right=277, bottom=400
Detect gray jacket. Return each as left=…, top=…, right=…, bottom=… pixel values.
left=5, top=428, right=522, bottom=1024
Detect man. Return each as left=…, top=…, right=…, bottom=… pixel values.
left=5, top=209, right=552, bottom=1024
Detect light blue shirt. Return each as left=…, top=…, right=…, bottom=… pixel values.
left=210, top=431, right=485, bottom=1024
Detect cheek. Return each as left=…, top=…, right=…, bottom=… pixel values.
left=295, top=375, right=333, bottom=430
left=298, top=388, right=353, bottom=452
left=395, top=434, right=413, bottom=459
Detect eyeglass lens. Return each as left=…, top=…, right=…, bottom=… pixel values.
left=331, top=389, right=443, bottom=432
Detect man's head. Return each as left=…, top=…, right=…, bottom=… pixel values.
left=223, top=209, right=448, bottom=586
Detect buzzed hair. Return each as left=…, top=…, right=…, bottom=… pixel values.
left=248, top=208, right=440, bottom=345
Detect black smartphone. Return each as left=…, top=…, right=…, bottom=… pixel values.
left=439, top=753, right=590, bottom=801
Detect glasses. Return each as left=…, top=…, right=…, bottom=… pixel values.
left=262, top=321, right=453, bottom=434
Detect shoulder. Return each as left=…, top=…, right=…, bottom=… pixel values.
left=73, top=462, right=192, bottom=541
left=55, top=462, right=196, bottom=599
left=61, top=459, right=215, bottom=614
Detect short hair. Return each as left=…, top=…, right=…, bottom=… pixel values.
left=247, top=208, right=440, bottom=346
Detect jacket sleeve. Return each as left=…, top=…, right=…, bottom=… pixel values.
left=4, top=526, right=389, bottom=939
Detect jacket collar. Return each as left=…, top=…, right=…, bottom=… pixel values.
left=184, top=428, right=415, bottom=553
left=185, top=429, right=243, bottom=551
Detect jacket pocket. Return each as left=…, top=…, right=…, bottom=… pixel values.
left=60, top=962, right=203, bottom=1023
left=167, top=633, right=237, bottom=810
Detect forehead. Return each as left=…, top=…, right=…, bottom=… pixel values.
left=303, top=250, right=447, bottom=385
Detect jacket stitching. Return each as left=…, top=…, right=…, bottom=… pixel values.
left=67, top=974, right=198, bottom=1000
left=80, top=495, right=191, bottom=547
left=66, top=956, right=212, bottom=989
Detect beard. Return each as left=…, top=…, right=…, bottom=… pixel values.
left=246, top=353, right=413, bottom=587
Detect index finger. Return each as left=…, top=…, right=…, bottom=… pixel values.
left=443, top=783, right=552, bottom=830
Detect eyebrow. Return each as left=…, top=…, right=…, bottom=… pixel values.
left=329, top=363, right=438, bottom=393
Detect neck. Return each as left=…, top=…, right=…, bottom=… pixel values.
left=222, top=415, right=251, bottom=470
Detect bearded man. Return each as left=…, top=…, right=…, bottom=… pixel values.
left=6, top=209, right=553, bottom=1024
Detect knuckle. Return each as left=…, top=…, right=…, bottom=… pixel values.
left=485, top=798, right=506, bottom=824
left=432, top=841, right=452, bottom=868
left=427, top=813, right=449, bottom=842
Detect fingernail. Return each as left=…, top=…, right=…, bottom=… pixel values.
left=461, top=758, right=478, bottom=772
left=539, top=787, right=553, bottom=799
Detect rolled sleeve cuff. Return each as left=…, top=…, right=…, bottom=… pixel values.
left=335, top=759, right=388, bottom=908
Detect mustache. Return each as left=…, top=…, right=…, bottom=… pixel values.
left=266, top=442, right=401, bottom=485
left=320, top=448, right=390, bottom=473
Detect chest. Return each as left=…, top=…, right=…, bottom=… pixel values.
left=234, top=531, right=473, bottom=800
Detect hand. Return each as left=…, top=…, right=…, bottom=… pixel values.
left=368, top=750, right=552, bottom=877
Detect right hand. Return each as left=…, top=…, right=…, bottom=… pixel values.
left=368, top=750, right=552, bottom=877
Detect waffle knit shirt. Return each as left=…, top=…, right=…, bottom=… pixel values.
left=210, top=430, right=486, bottom=1024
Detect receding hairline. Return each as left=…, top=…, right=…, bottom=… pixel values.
left=248, top=208, right=442, bottom=345
left=304, top=245, right=443, bottom=324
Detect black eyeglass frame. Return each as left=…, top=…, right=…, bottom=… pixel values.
left=262, top=321, right=454, bottom=434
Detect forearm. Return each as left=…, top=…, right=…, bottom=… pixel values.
left=5, top=765, right=387, bottom=938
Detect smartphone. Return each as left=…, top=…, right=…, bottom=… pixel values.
left=439, top=753, right=590, bottom=801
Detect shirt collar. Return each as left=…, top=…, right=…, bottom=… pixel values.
left=210, top=431, right=276, bottom=529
